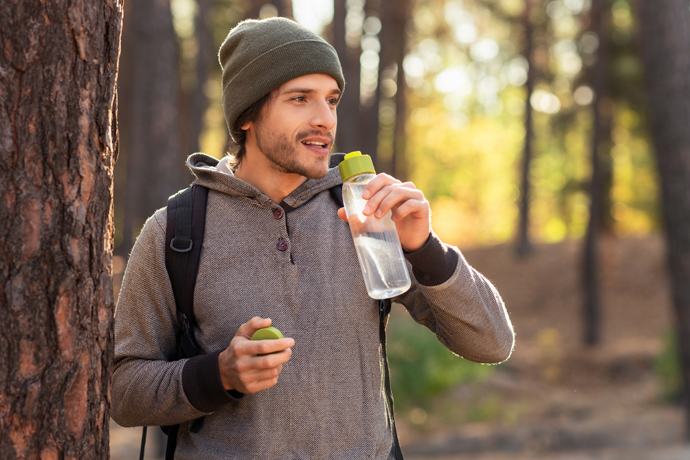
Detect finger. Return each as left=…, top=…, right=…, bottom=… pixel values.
left=254, top=351, right=292, bottom=372
left=389, top=198, right=429, bottom=222
left=251, top=338, right=295, bottom=357
left=368, top=185, right=424, bottom=218
left=233, top=337, right=293, bottom=359
left=361, top=173, right=400, bottom=200
left=239, top=364, right=284, bottom=384
left=337, top=207, right=348, bottom=222
left=237, top=353, right=291, bottom=386
left=380, top=188, right=425, bottom=218
left=243, top=375, right=282, bottom=394
left=233, top=339, right=292, bottom=361
left=362, top=182, right=400, bottom=216
left=235, top=316, right=272, bottom=340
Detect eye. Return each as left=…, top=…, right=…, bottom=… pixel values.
left=328, top=97, right=340, bottom=106
left=292, top=95, right=307, bottom=102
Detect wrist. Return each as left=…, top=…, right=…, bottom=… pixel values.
left=401, top=232, right=431, bottom=252
left=217, top=349, right=233, bottom=391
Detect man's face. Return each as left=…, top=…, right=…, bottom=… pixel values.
left=243, top=74, right=341, bottom=180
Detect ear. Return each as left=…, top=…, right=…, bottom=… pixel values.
left=241, top=121, right=252, bottom=131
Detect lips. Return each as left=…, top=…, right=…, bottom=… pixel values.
left=302, top=140, right=328, bottom=148
left=298, top=133, right=333, bottom=155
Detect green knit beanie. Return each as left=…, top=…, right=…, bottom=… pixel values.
left=219, top=17, right=345, bottom=140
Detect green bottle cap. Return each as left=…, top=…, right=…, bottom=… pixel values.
left=339, top=151, right=376, bottom=182
left=251, top=326, right=284, bottom=341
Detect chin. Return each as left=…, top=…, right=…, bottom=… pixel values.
left=304, top=167, right=329, bottom=180
left=301, top=156, right=330, bottom=180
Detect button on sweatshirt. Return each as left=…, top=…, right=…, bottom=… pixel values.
left=112, top=153, right=514, bottom=459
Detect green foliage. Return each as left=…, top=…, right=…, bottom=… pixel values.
left=400, top=0, right=659, bottom=248
left=654, top=330, right=683, bottom=403
left=387, top=306, right=495, bottom=412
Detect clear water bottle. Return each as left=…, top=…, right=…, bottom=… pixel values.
left=339, top=151, right=411, bottom=299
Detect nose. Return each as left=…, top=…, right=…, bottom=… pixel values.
left=311, top=99, right=337, bottom=132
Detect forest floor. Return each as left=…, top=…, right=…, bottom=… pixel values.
left=398, top=235, right=689, bottom=459
left=110, top=235, right=690, bottom=459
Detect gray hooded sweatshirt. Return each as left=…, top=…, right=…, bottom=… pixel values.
left=112, top=153, right=514, bottom=459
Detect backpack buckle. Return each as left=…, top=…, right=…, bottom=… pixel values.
left=170, top=237, right=193, bottom=253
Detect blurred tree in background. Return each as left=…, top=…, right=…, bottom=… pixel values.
left=118, top=0, right=184, bottom=257
left=637, top=0, right=690, bottom=438
left=114, top=0, right=660, bottom=256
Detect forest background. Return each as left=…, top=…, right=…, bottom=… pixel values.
left=2, top=0, right=690, bottom=458
left=114, top=0, right=690, bottom=456
left=115, top=0, right=657, bottom=256
left=109, top=0, right=689, bottom=457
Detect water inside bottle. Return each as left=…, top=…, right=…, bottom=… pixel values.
left=353, top=232, right=411, bottom=299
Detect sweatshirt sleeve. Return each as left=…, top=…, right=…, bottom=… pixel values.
left=111, top=210, right=236, bottom=428
left=397, top=232, right=514, bottom=364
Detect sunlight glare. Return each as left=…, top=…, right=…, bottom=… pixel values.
left=530, top=90, right=561, bottom=114
left=292, top=0, right=333, bottom=34
left=434, top=68, right=472, bottom=95
left=470, top=39, right=499, bottom=62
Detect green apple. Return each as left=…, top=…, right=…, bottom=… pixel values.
left=251, top=326, right=284, bottom=341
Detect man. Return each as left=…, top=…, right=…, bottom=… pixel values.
left=112, top=17, right=514, bottom=459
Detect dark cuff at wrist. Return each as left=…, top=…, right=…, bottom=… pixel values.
left=404, top=233, right=458, bottom=286
left=182, top=350, right=243, bottom=413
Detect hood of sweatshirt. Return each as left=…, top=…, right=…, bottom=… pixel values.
left=187, top=152, right=345, bottom=209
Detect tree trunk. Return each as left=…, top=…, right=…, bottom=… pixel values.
left=0, top=1, right=122, bottom=458
left=121, top=0, right=182, bottom=256
left=358, top=0, right=382, bottom=165
left=582, top=0, right=611, bottom=347
left=278, top=0, right=293, bottom=18
left=247, top=0, right=266, bottom=19
left=637, top=0, right=690, bottom=439
left=184, top=0, right=213, bottom=157
left=113, top=0, right=133, bottom=255
left=516, top=0, right=536, bottom=256
left=333, top=0, right=363, bottom=154
left=390, top=0, right=411, bottom=181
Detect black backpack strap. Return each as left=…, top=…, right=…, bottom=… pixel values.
left=379, top=298, right=404, bottom=459
left=164, top=424, right=179, bottom=460
left=138, top=426, right=147, bottom=460
left=329, top=183, right=344, bottom=208
left=140, top=185, right=209, bottom=460
left=165, top=185, right=208, bottom=358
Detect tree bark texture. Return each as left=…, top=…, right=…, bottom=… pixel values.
left=637, top=0, right=690, bottom=438
left=121, top=0, right=182, bottom=255
left=0, top=0, right=122, bottom=458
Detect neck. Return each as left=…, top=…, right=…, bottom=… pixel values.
left=234, top=151, right=307, bottom=204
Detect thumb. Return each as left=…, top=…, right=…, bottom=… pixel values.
left=236, top=317, right=272, bottom=340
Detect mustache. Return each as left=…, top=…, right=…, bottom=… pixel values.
left=296, top=130, right=334, bottom=144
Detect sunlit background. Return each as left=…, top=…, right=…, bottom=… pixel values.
left=110, top=1, right=689, bottom=459
left=157, top=0, right=657, bottom=253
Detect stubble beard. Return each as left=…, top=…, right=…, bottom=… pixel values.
left=255, top=121, right=333, bottom=180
